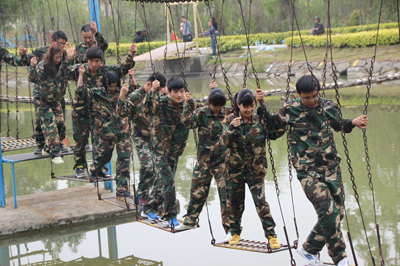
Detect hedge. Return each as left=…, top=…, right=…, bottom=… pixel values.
left=285, top=28, right=399, bottom=48
left=105, top=41, right=166, bottom=56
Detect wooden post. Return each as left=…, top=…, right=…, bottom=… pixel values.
left=193, top=2, right=200, bottom=54
left=196, top=5, right=210, bottom=54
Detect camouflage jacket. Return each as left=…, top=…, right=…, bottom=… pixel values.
left=28, top=58, right=72, bottom=104
left=20, top=46, right=49, bottom=66
left=118, top=86, right=151, bottom=141
left=142, top=90, right=199, bottom=158
left=74, top=31, right=109, bottom=64
left=182, top=105, right=232, bottom=165
left=264, top=98, right=355, bottom=171
left=71, top=55, right=135, bottom=122
left=0, top=46, right=27, bottom=72
left=75, top=84, right=129, bottom=139
left=220, top=105, right=281, bottom=176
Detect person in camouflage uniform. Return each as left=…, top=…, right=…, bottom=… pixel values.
left=0, top=45, right=27, bottom=71
left=175, top=81, right=231, bottom=237
left=71, top=21, right=109, bottom=177
left=28, top=43, right=76, bottom=164
left=74, top=21, right=109, bottom=64
left=76, top=65, right=132, bottom=197
left=140, top=76, right=200, bottom=226
left=219, top=88, right=282, bottom=249
left=263, top=75, right=368, bottom=266
left=70, top=45, right=136, bottom=181
left=20, top=31, right=69, bottom=154
left=118, top=71, right=167, bottom=208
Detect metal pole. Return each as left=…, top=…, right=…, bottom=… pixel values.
left=0, top=246, right=10, bottom=266
left=89, top=0, right=101, bottom=32
left=0, top=136, right=5, bottom=207
left=107, top=226, right=118, bottom=260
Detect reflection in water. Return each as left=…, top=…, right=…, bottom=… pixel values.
left=1, top=226, right=163, bottom=266
left=1, top=77, right=399, bottom=265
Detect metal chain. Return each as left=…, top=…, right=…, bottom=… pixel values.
left=46, top=0, right=55, bottom=30
left=360, top=0, right=385, bottom=264
left=65, top=0, right=77, bottom=44
left=39, top=0, right=47, bottom=46
left=284, top=1, right=299, bottom=244
left=289, top=0, right=360, bottom=264
left=21, top=0, right=35, bottom=136
left=14, top=1, right=20, bottom=139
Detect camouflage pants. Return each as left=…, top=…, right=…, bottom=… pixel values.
left=72, top=109, right=91, bottom=169
left=33, top=98, right=46, bottom=147
left=37, top=101, right=65, bottom=158
left=90, top=135, right=131, bottom=192
left=226, top=170, right=276, bottom=238
left=133, top=136, right=155, bottom=198
left=184, top=162, right=230, bottom=233
left=144, top=152, right=178, bottom=219
left=34, top=98, right=65, bottom=148
left=297, top=169, right=346, bottom=265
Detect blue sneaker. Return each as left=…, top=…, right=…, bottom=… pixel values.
left=75, top=166, right=86, bottom=178
left=169, top=217, right=180, bottom=227
left=148, top=212, right=159, bottom=220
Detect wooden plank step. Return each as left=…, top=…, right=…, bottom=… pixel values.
left=213, top=239, right=297, bottom=254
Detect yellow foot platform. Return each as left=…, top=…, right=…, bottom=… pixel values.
left=213, top=239, right=298, bottom=254
left=138, top=218, right=184, bottom=233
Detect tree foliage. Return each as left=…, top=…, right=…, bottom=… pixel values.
left=0, top=0, right=398, bottom=46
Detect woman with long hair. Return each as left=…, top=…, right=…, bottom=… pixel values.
left=29, top=43, right=75, bottom=164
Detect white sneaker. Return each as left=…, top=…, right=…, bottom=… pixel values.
left=297, top=246, right=324, bottom=266
left=337, top=257, right=349, bottom=266
left=141, top=211, right=148, bottom=219
left=223, top=232, right=231, bottom=243
left=174, top=223, right=195, bottom=232
left=51, top=157, right=64, bottom=164
left=42, top=150, right=49, bottom=156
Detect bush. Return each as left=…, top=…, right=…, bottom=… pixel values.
left=196, top=37, right=242, bottom=52
left=285, top=28, right=399, bottom=48
left=346, top=10, right=361, bottom=27
left=105, top=41, right=166, bottom=56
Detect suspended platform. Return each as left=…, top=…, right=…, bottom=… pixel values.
left=102, top=196, right=137, bottom=211
left=133, top=42, right=197, bottom=62
left=1, top=137, right=37, bottom=152
left=138, top=217, right=186, bottom=233
left=213, top=239, right=297, bottom=254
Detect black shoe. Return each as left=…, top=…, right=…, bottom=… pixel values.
left=60, top=147, right=69, bottom=153
left=34, top=147, right=43, bottom=154
left=116, top=191, right=134, bottom=198
left=89, top=171, right=106, bottom=182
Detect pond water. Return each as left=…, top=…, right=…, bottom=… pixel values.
left=0, top=76, right=399, bottom=266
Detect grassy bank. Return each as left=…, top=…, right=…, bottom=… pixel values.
left=211, top=44, right=400, bottom=70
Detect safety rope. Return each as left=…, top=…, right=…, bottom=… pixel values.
left=360, top=0, right=385, bottom=264
left=237, top=0, right=296, bottom=261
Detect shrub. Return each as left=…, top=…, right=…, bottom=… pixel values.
left=285, top=28, right=399, bottom=48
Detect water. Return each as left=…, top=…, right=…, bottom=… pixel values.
left=0, top=77, right=399, bottom=266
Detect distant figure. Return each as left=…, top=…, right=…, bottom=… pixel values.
left=134, top=29, right=147, bottom=43
left=311, top=17, right=324, bottom=36
left=181, top=16, right=192, bottom=42
left=211, top=16, right=218, bottom=36
left=200, top=21, right=217, bottom=58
